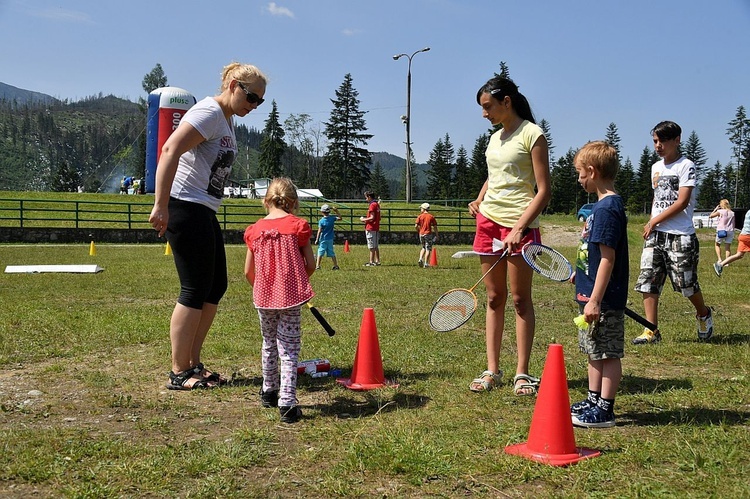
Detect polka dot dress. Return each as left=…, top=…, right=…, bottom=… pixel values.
left=244, top=215, right=314, bottom=309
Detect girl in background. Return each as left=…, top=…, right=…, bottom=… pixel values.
left=709, top=199, right=735, bottom=263
left=244, top=178, right=316, bottom=423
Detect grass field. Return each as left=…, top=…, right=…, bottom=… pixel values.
left=1, top=221, right=749, bottom=497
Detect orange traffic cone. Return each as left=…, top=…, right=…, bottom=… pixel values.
left=344, top=239, right=350, bottom=253
left=337, top=308, right=398, bottom=391
left=89, top=241, right=97, bottom=256
left=429, top=247, right=438, bottom=267
left=505, top=343, right=601, bottom=466
left=164, top=241, right=172, bottom=256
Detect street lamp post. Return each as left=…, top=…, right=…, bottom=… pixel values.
left=393, top=47, right=430, bottom=203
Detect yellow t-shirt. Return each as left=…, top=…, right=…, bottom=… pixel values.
left=479, top=120, right=544, bottom=228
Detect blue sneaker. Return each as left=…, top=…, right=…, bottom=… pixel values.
left=572, top=406, right=615, bottom=428
left=570, top=399, right=596, bottom=416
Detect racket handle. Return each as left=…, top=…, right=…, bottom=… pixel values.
left=307, top=302, right=336, bottom=336
left=624, top=307, right=658, bottom=332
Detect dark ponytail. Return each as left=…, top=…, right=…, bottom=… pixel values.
left=476, top=75, right=536, bottom=124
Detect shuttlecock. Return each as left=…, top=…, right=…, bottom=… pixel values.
left=573, top=315, right=589, bottom=329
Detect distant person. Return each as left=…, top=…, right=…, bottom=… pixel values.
left=149, top=61, right=267, bottom=390
left=314, top=204, right=341, bottom=270
left=360, top=190, right=381, bottom=266
left=633, top=121, right=714, bottom=343
left=415, top=202, right=438, bottom=268
left=120, top=176, right=129, bottom=194
left=714, top=212, right=750, bottom=277
left=467, top=75, right=551, bottom=395
left=570, top=141, right=629, bottom=428
left=244, top=177, right=316, bottom=424
left=709, top=199, right=735, bottom=263
left=131, top=178, right=140, bottom=195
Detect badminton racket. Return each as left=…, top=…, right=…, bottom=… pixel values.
left=429, top=248, right=509, bottom=332
left=520, top=242, right=574, bottom=282
left=526, top=243, right=659, bottom=333
left=306, top=302, right=336, bottom=336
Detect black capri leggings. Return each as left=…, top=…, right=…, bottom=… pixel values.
left=165, top=197, right=228, bottom=309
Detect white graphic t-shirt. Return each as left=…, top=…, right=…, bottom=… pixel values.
left=170, top=97, right=236, bottom=212
left=650, top=156, right=696, bottom=235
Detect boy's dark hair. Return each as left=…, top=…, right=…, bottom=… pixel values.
left=651, top=121, right=682, bottom=141
left=575, top=141, right=619, bottom=180
left=364, top=191, right=376, bottom=199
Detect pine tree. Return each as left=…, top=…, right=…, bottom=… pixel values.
left=726, top=106, right=750, bottom=207
left=616, top=157, right=635, bottom=208
left=141, top=63, right=168, bottom=94
left=467, top=134, right=489, bottom=197
left=539, top=119, right=555, bottom=163
left=629, top=146, right=659, bottom=214
left=452, top=146, right=470, bottom=199
left=697, top=161, right=724, bottom=209
left=683, top=130, right=708, bottom=182
left=549, top=148, right=579, bottom=214
left=425, top=134, right=455, bottom=199
left=369, top=162, right=390, bottom=199
left=322, top=74, right=373, bottom=198
left=604, top=122, right=622, bottom=166
left=258, top=100, right=286, bottom=178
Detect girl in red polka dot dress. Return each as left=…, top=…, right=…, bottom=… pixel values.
left=244, top=177, right=316, bottom=423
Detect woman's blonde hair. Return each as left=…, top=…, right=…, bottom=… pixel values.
left=264, top=177, right=298, bottom=213
left=220, top=62, right=267, bottom=92
left=719, top=199, right=731, bottom=210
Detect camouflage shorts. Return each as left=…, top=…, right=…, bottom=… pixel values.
left=633, top=231, right=701, bottom=297
left=578, top=307, right=625, bottom=360
left=420, top=233, right=436, bottom=251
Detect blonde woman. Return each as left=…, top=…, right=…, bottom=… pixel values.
left=149, top=62, right=267, bottom=390
left=709, top=199, right=735, bottom=262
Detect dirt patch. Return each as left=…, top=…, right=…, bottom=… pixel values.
left=539, top=224, right=581, bottom=247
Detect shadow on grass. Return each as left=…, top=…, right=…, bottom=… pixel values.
left=673, top=333, right=750, bottom=345
left=568, top=374, right=693, bottom=394
left=227, top=370, right=432, bottom=418
left=620, top=407, right=750, bottom=426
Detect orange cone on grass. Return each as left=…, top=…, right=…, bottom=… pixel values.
left=89, top=241, right=97, bottom=256
left=344, top=239, right=350, bottom=253
left=429, top=247, right=438, bottom=267
left=337, top=308, right=398, bottom=391
left=505, top=343, right=601, bottom=466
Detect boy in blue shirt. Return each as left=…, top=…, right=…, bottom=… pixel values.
left=314, top=204, right=341, bottom=270
left=571, top=141, right=629, bottom=428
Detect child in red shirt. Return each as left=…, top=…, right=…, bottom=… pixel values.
left=244, top=177, right=316, bottom=423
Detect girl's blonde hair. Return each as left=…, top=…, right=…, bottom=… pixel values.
left=264, top=177, right=299, bottom=213
left=719, top=199, right=731, bottom=210
left=220, top=62, right=268, bottom=92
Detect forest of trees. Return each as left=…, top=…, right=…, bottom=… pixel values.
left=1, top=63, right=749, bottom=212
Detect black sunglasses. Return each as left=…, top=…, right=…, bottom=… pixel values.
left=237, top=82, right=265, bottom=106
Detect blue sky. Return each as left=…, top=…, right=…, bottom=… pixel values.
left=1, top=0, right=749, bottom=170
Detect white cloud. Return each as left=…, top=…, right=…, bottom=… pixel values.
left=29, top=8, right=93, bottom=23
left=266, top=2, right=294, bottom=18
left=342, top=28, right=362, bottom=36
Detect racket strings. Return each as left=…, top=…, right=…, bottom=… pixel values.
left=523, top=245, right=573, bottom=281
left=429, top=289, right=477, bottom=332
